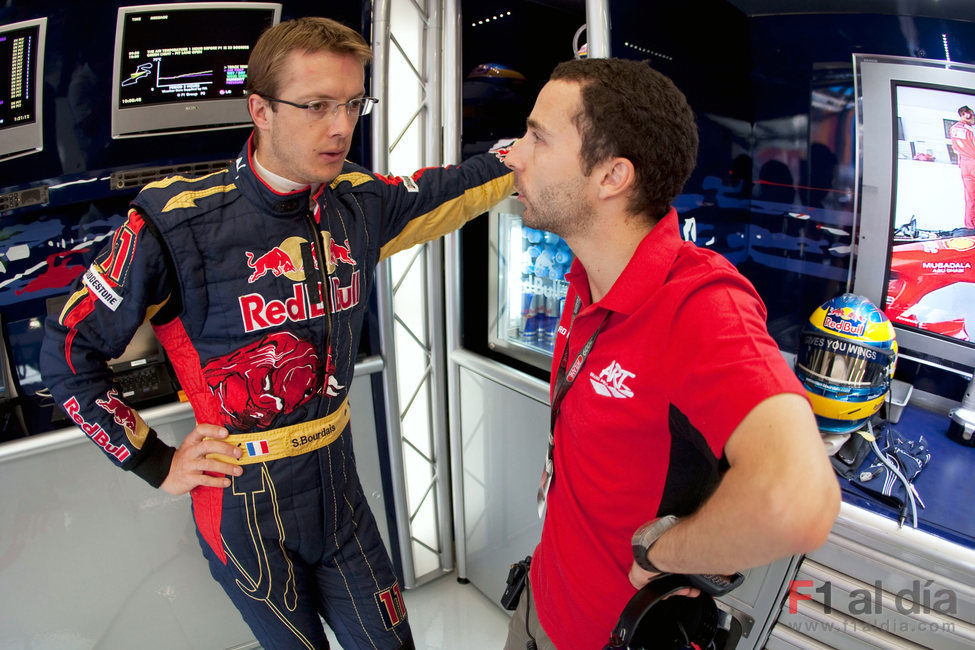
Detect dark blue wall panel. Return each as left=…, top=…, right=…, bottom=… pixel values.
left=0, top=1, right=370, bottom=437
left=610, top=4, right=975, bottom=386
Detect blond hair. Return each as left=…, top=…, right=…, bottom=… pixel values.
left=246, top=17, right=372, bottom=99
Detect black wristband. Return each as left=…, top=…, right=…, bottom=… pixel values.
left=128, top=430, right=176, bottom=488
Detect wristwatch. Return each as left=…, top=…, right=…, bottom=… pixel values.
left=631, top=515, right=680, bottom=573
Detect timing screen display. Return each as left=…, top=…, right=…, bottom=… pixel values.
left=0, top=23, right=38, bottom=131
left=118, top=8, right=274, bottom=108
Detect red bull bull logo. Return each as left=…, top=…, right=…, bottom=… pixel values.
left=494, top=145, right=512, bottom=161
left=64, top=396, right=131, bottom=463
left=823, top=306, right=866, bottom=337
left=246, top=247, right=299, bottom=283
left=203, top=332, right=322, bottom=430
left=328, top=238, right=357, bottom=267
left=96, top=388, right=139, bottom=433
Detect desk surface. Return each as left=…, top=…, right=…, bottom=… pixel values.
left=839, top=404, right=975, bottom=549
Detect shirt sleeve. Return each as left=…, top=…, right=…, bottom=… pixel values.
left=375, top=148, right=514, bottom=261
left=663, top=270, right=807, bottom=459
left=40, top=208, right=177, bottom=487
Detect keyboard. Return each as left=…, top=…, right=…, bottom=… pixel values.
left=114, top=363, right=173, bottom=403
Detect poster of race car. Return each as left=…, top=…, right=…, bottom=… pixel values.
left=888, top=83, right=975, bottom=342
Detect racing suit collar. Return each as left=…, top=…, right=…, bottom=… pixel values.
left=252, top=151, right=320, bottom=196
left=234, top=137, right=312, bottom=218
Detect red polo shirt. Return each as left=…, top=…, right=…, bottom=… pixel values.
left=529, top=209, right=805, bottom=649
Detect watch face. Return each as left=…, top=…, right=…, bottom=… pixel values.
left=631, top=515, right=679, bottom=573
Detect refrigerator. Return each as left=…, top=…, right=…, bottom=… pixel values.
left=487, top=196, right=574, bottom=371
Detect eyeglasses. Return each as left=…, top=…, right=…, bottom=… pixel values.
left=259, top=94, right=379, bottom=121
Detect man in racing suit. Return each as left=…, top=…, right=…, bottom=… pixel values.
left=950, top=105, right=975, bottom=229
left=40, top=17, right=513, bottom=650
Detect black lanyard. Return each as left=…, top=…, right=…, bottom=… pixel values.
left=538, top=295, right=609, bottom=513
left=550, top=295, right=611, bottom=435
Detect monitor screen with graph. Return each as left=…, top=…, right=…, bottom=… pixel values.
left=111, top=2, right=280, bottom=138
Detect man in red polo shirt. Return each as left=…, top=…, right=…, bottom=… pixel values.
left=950, top=105, right=975, bottom=229
left=502, top=58, right=840, bottom=649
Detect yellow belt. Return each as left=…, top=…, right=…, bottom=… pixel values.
left=207, top=397, right=350, bottom=466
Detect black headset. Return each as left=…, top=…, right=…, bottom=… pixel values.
left=606, top=574, right=742, bottom=650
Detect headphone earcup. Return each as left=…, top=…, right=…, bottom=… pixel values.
left=630, top=594, right=718, bottom=648
left=608, top=575, right=719, bottom=649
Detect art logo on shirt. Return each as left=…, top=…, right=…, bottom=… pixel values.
left=590, top=360, right=635, bottom=399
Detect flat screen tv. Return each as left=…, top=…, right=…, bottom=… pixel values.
left=0, top=17, right=46, bottom=162
left=111, top=2, right=281, bottom=139
left=853, top=53, right=975, bottom=370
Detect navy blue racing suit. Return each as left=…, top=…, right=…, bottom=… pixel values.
left=40, top=138, right=513, bottom=649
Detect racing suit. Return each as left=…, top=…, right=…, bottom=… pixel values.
left=40, top=138, right=513, bottom=649
left=950, top=119, right=975, bottom=229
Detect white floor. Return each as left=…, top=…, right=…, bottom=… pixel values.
left=324, top=572, right=511, bottom=649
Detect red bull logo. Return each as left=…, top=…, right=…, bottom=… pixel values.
left=203, top=332, right=322, bottom=430
left=240, top=282, right=328, bottom=333
left=491, top=139, right=516, bottom=162
left=96, top=388, right=139, bottom=433
left=239, top=271, right=361, bottom=333
left=64, top=396, right=131, bottom=463
left=246, top=247, right=298, bottom=283
left=247, top=235, right=356, bottom=282
left=823, top=306, right=866, bottom=337
left=493, top=145, right=512, bottom=161
left=329, top=238, right=356, bottom=267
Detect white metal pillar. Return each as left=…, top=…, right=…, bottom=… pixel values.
left=371, top=0, right=452, bottom=589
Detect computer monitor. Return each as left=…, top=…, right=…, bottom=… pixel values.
left=0, top=17, right=46, bottom=162
left=111, top=2, right=281, bottom=139
left=853, top=53, right=975, bottom=370
left=45, top=294, right=165, bottom=371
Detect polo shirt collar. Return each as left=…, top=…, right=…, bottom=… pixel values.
left=564, top=208, right=683, bottom=315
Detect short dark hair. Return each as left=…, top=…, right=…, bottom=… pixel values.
left=959, top=105, right=973, bottom=118
left=246, top=17, right=372, bottom=99
left=550, top=58, right=698, bottom=221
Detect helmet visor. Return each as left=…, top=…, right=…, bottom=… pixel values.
left=797, top=332, right=893, bottom=390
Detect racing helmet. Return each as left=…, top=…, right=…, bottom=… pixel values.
left=795, top=293, right=897, bottom=434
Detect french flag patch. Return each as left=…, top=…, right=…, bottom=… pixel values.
left=245, top=440, right=270, bottom=458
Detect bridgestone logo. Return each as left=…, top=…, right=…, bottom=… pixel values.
left=83, top=266, right=122, bottom=311
left=400, top=176, right=419, bottom=192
